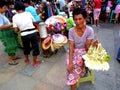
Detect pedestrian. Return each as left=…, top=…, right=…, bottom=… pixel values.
left=66, top=8, right=94, bottom=90
left=23, top=0, right=41, bottom=39
left=92, top=0, right=102, bottom=27
left=12, top=1, right=41, bottom=67
left=0, top=0, right=20, bottom=65
left=114, top=0, right=120, bottom=23
left=105, top=0, right=112, bottom=22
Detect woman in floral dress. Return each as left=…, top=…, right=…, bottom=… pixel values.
left=66, top=8, right=94, bottom=90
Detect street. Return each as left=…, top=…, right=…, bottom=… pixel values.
left=0, top=22, right=119, bottom=90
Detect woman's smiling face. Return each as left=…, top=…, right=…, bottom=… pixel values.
left=73, top=14, right=86, bottom=28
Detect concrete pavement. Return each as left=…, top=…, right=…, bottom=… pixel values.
left=0, top=23, right=119, bottom=90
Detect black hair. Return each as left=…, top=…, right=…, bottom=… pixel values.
left=0, top=0, right=7, bottom=8
left=72, top=8, right=87, bottom=19
left=22, top=0, right=31, bottom=4
left=14, top=1, right=25, bottom=11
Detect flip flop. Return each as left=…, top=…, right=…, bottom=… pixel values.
left=9, top=61, right=19, bottom=65
left=33, top=61, right=41, bottom=68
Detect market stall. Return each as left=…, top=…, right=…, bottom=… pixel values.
left=40, top=15, right=68, bottom=57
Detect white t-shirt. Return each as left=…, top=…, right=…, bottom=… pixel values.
left=12, top=12, right=36, bottom=36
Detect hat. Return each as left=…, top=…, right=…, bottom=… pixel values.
left=42, top=36, right=52, bottom=50
left=52, top=34, right=67, bottom=43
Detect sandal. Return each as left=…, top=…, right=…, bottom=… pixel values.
left=8, top=61, right=18, bottom=65
left=33, top=61, right=41, bottom=68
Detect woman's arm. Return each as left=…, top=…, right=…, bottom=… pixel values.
left=67, top=40, right=74, bottom=73
left=85, top=39, right=93, bottom=51
left=0, top=23, right=13, bottom=30
left=69, top=41, right=74, bottom=64
left=85, top=39, right=99, bottom=51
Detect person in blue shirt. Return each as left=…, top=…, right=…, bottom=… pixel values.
left=23, top=0, right=40, bottom=22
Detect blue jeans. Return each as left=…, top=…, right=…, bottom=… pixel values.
left=117, top=48, right=120, bottom=60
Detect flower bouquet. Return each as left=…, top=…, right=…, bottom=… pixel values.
left=82, top=43, right=111, bottom=71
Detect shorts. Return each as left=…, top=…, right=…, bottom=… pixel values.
left=21, top=32, right=39, bottom=56
left=93, top=8, right=101, bottom=20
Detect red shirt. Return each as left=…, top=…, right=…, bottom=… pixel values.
left=94, top=0, right=102, bottom=9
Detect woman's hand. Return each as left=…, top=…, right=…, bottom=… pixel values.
left=14, top=27, right=19, bottom=33
left=92, top=40, right=99, bottom=47
left=0, top=23, right=13, bottom=30
left=67, top=63, right=74, bottom=73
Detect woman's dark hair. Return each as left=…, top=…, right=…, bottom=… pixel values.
left=72, top=8, right=87, bottom=19
left=14, top=1, right=25, bottom=11
left=0, top=0, right=7, bottom=8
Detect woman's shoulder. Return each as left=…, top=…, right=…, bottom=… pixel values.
left=69, top=27, right=75, bottom=35
left=0, top=14, right=4, bottom=17
left=86, top=25, right=94, bottom=32
left=0, top=14, right=6, bottom=20
left=85, top=25, right=94, bottom=38
left=69, top=27, right=74, bottom=32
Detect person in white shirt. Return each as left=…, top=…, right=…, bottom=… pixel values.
left=12, top=1, right=41, bottom=67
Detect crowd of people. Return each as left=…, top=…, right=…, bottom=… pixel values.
left=0, top=0, right=119, bottom=90
left=4, top=0, right=120, bottom=24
